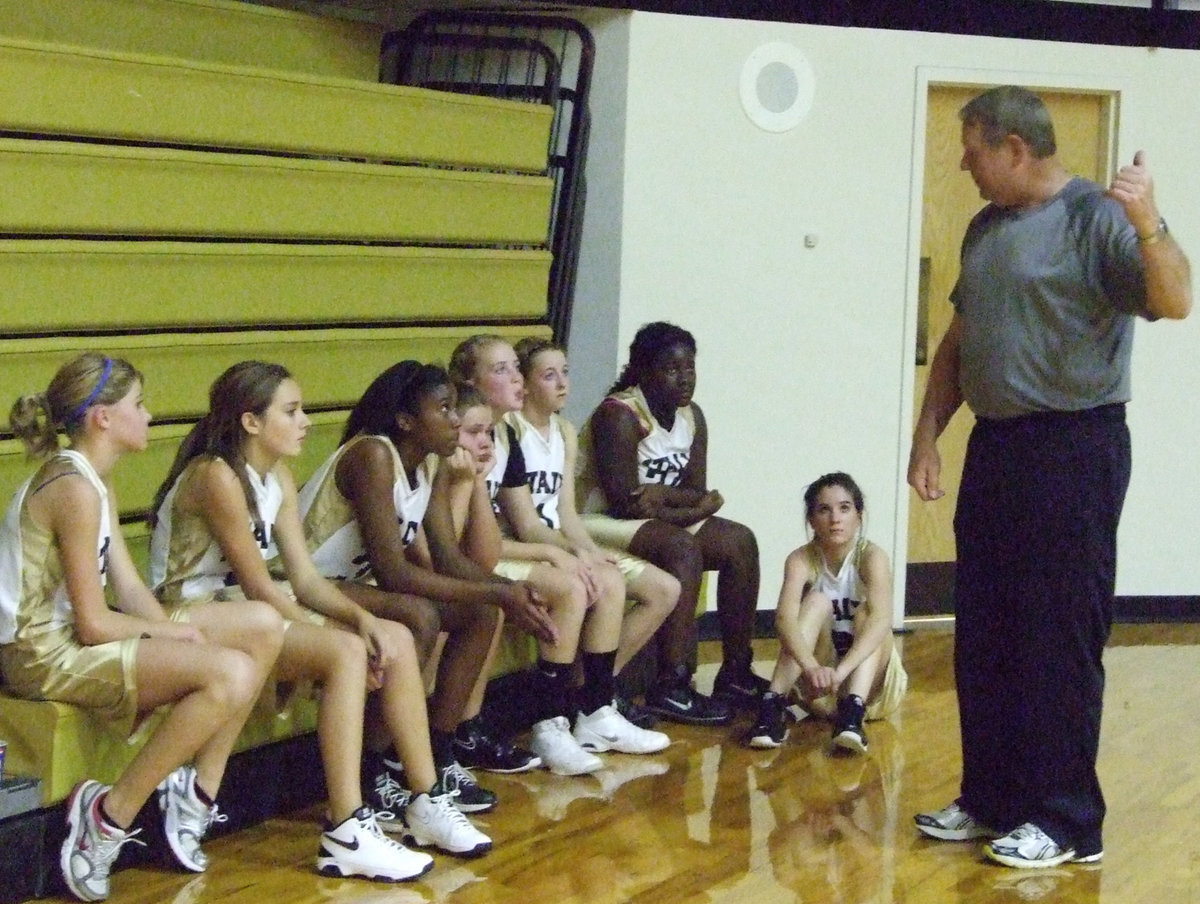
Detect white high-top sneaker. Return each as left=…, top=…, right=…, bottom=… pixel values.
left=530, top=716, right=603, bottom=776
left=317, top=807, right=433, bottom=882
left=404, top=792, right=492, bottom=857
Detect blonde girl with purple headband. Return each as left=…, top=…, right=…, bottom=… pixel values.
left=1, top=352, right=285, bottom=902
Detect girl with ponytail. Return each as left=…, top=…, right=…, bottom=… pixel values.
left=2, top=353, right=283, bottom=901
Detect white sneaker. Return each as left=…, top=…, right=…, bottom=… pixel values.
left=403, top=792, right=492, bottom=858
left=984, top=823, right=1076, bottom=869
left=317, top=807, right=433, bottom=882
left=530, top=716, right=603, bottom=775
left=61, top=780, right=145, bottom=902
left=158, top=766, right=226, bottom=873
left=574, top=704, right=671, bottom=754
left=914, top=800, right=997, bottom=841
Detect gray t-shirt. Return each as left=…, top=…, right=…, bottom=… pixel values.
left=952, top=177, right=1150, bottom=420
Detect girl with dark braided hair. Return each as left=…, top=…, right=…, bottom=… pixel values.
left=577, top=322, right=766, bottom=726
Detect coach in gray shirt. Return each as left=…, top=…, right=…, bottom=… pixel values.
left=908, top=86, right=1191, bottom=869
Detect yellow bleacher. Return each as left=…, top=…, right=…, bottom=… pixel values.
left=0, top=27, right=553, bottom=807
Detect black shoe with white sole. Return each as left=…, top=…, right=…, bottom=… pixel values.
left=831, top=694, right=868, bottom=754
left=744, top=692, right=789, bottom=748
left=644, top=667, right=731, bottom=726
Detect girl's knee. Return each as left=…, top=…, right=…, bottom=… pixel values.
left=659, top=534, right=704, bottom=582
left=210, top=649, right=259, bottom=709
left=733, top=522, right=759, bottom=562
left=246, top=603, right=286, bottom=654
left=713, top=520, right=758, bottom=566
left=800, top=589, right=834, bottom=614
left=378, top=619, right=419, bottom=665
left=541, top=571, right=587, bottom=615
left=598, top=563, right=625, bottom=600
left=646, top=570, right=681, bottom=615
left=332, top=630, right=369, bottom=670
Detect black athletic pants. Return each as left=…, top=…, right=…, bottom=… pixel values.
left=953, top=403, right=1129, bottom=857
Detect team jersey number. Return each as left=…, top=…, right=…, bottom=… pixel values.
left=399, top=517, right=419, bottom=548
left=642, top=453, right=688, bottom=486
left=252, top=521, right=270, bottom=551
left=97, top=536, right=111, bottom=577
left=831, top=597, right=860, bottom=621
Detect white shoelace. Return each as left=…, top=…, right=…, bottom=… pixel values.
left=92, top=827, right=146, bottom=877
left=373, top=774, right=412, bottom=810
left=205, top=804, right=228, bottom=832
left=1007, top=824, right=1042, bottom=841
left=441, top=761, right=477, bottom=791
left=431, top=793, right=473, bottom=830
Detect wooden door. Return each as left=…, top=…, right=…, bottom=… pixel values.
left=906, top=85, right=1113, bottom=612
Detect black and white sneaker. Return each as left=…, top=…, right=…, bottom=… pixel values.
left=433, top=760, right=498, bottom=813
left=831, top=694, right=868, bottom=754
left=453, top=717, right=541, bottom=774
left=644, top=667, right=731, bottom=726
left=914, top=801, right=997, bottom=841
left=712, top=661, right=770, bottom=710
left=573, top=703, right=670, bottom=754
left=984, top=823, right=1076, bottom=869
left=366, top=768, right=412, bottom=834
left=743, top=692, right=789, bottom=749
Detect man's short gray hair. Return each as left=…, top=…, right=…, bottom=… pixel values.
left=960, top=85, right=1057, bottom=158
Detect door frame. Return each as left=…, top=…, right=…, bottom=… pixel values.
left=893, top=66, right=1125, bottom=626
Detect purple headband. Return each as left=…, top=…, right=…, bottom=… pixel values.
left=66, top=358, right=114, bottom=425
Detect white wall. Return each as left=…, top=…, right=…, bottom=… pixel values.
left=564, top=10, right=629, bottom=427
left=569, top=10, right=1200, bottom=618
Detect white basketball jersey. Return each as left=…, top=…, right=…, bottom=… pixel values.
left=511, top=412, right=565, bottom=529
left=151, top=459, right=282, bottom=601
left=485, top=414, right=515, bottom=505
left=578, top=386, right=695, bottom=514
left=636, top=407, right=693, bottom=487
left=807, top=539, right=867, bottom=661
left=0, top=450, right=110, bottom=643
left=299, top=435, right=436, bottom=582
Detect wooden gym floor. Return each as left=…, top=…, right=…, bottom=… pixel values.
left=22, top=623, right=1200, bottom=904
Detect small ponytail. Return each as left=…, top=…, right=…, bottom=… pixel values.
left=8, top=392, right=59, bottom=459
left=7, top=352, right=142, bottom=460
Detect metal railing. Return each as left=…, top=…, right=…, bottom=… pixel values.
left=381, top=10, right=594, bottom=347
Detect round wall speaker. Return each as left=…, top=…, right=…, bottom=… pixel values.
left=739, top=42, right=815, bottom=133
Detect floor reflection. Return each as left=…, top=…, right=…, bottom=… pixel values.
left=83, top=626, right=1200, bottom=904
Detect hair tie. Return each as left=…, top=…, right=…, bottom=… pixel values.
left=66, top=358, right=114, bottom=425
